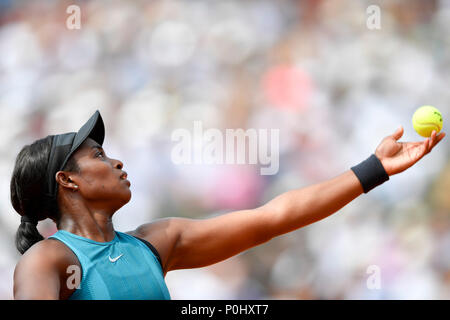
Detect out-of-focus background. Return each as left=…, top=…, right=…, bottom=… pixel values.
left=0, top=0, right=449, bottom=299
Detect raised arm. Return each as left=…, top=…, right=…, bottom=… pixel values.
left=134, top=127, right=444, bottom=274
left=165, top=169, right=363, bottom=271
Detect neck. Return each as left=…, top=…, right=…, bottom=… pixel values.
left=57, top=200, right=116, bottom=243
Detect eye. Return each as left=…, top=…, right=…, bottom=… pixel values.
left=96, top=151, right=104, bottom=158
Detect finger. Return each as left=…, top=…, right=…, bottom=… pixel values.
left=414, top=139, right=429, bottom=160
left=431, top=131, right=446, bottom=150
left=424, top=138, right=430, bottom=154
left=392, top=125, right=404, bottom=141
left=428, top=130, right=436, bottom=151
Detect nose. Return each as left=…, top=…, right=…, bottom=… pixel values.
left=113, top=159, right=123, bottom=170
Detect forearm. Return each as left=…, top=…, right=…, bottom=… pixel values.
left=261, top=170, right=363, bottom=237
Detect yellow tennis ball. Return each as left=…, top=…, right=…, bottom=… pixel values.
left=412, top=105, right=443, bottom=137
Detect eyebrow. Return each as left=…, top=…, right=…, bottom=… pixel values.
left=91, top=145, right=104, bottom=153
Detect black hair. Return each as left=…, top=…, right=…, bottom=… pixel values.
left=10, top=135, right=80, bottom=254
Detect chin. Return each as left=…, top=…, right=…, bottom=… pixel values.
left=115, top=190, right=132, bottom=210
left=123, top=189, right=132, bottom=204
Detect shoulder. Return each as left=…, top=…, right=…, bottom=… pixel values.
left=14, top=238, right=80, bottom=299
left=126, top=217, right=177, bottom=234
left=16, top=238, right=77, bottom=272
left=126, top=217, right=187, bottom=247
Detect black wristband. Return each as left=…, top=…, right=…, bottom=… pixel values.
left=351, top=154, right=389, bottom=193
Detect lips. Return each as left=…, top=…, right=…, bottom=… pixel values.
left=120, top=171, right=131, bottom=187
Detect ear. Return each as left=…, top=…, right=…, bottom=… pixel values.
left=55, top=171, right=79, bottom=192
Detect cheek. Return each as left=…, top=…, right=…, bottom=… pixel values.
left=79, top=163, right=118, bottom=193
left=82, top=171, right=131, bottom=201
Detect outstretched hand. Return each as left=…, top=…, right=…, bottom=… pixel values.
left=375, top=126, right=445, bottom=176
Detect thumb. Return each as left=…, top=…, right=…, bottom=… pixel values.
left=391, top=125, right=403, bottom=141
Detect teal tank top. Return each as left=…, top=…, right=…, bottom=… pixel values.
left=48, top=230, right=171, bottom=300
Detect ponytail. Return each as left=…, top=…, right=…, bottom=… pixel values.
left=15, top=219, right=44, bottom=255
left=10, top=136, right=55, bottom=254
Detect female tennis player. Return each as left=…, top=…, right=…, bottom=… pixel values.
left=11, top=110, right=445, bottom=299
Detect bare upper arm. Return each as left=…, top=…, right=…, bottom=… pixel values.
left=127, top=207, right=273, bottom=274
left=14, top=239, right=80, bottom=300
left=166, top=208, right=273, bottom=270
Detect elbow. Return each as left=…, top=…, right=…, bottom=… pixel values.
left=250, top=205, right=283, bottom=245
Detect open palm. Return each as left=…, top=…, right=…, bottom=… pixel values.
left=375, top=126, right=445, bottom=176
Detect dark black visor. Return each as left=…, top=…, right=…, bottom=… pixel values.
left=46, top=110, right=105, bottom=198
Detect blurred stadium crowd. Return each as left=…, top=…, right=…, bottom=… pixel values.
left=0, top=0, right=449, bottom=299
